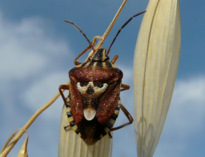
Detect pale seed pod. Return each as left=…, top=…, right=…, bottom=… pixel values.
left=58, top=105, right=113, bottom=157
left=17, top=131, right=29, bottom=157
left=133, top=0, right=181, bottom=156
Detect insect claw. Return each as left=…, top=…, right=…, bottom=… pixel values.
left=111, top=55, right=119, bottom=64
left=120, top=84, right=130, bottom=91
left=108, top=132, right=112, bottom=138
left=74, top=60, right=81, bottom=65
left=64, top=125, right=71, bottom=131
left=92, top=36, right=104, bottom=47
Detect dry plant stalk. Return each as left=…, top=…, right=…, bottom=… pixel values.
left=0, top=129, right=28, bottom=157
left=133, top=0, right=181, bottom=156
left=17, top=129, right=29, bottom=157
left=87, top=0, right=127, bottom=58
left=0, top=81, right=69, bottom=157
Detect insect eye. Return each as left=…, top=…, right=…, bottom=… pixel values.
left=93, top=82, right=104, bottom=88
left=80, top=82, right=89, bottom=87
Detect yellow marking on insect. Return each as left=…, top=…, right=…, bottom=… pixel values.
left=68, top=117, right=74, bottom=122
left=100, top=134, right=104, bottom=139
left=104, top=127, right=110, bottom=133
left=72, top=124, right=78, bottom=131
left=77, top=82, right=108, bottom=97
left=108, top=119, right=115, bottom=126
left=114, top=109, right=120, bottom=115
left=112, top=64, right=118, bottom=69
left=102, top=62, right=107, bottom=68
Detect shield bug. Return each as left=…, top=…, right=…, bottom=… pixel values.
left=59, top=1, right=145, bottom=145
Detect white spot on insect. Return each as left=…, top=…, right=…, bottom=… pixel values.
left=77, top=82, right=108, bottom=97
left=83, top=108, right=96, bottom=121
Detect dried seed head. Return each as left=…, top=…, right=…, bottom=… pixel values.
left=133, top=0, right=181, bottom=156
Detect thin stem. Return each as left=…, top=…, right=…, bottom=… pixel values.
left=0, top=81, right=69, bottom=157
left=87, top=0, right=127, bottom=58
left=97, top=0, right=127, bottom=48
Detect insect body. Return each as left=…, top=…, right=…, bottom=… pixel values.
left=67, top=49, right=124, bottom=144
left=59, top=0, right=145, bottom=145
left=60, top=47, right=133, bottom=144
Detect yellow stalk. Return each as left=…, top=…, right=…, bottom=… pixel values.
left=0, top=81, right=69, bottom=157
left=133, top=0, right=181, bottom=156
left=87, top=0, right=127, bottom=58
left=17, top=129, right=29, bottom=157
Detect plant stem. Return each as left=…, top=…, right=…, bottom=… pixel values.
left=0, top=81, right=69, bottom=157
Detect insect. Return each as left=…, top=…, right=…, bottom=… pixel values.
left=59, top=0, right=145, bottom=145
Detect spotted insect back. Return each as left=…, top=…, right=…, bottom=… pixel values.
left=65, top=95, right=121, bottom=145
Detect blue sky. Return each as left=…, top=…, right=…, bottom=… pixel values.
left=0, top=0, right=205, bottom=157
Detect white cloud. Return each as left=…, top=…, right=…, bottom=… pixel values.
left=120, top=65, right=133, bottom=84
left=155, top=76, right=205, bottom=157
left=0, top=11, right=73, bottom=110
left=0, top=12, right=73, bottom=156
left=0, top=13, right=71, bottom=81
left=168, top=76, right=205, bottom=136
left=21, top=72, right=68, bottom=119
left=114, top=75, right=205, bottom=157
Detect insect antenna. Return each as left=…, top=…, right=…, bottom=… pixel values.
left=106, top=11, right=146, bottom=55
left=64, top=20, right=95, bottom=51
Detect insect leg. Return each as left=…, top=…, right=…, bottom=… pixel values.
left=92, top=36, right=104, bottom=46
left=111, top=55, right=119, bottom=64
left=108, top=132, right=113, bottom=138
left=85, top=36, right=105, bottom=57
left=110, top=104, right=133, bottom=131
left=64, top=125, right=71, bottom=131
left=74, top=44, right=92, bottom=65
left=120, top=84, right=130, bottom=91
left=59, top=84, right=69, bottom=107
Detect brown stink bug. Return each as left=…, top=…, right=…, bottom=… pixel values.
left=59, top=0, right=145, bottom=145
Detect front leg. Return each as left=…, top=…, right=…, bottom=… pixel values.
left=111, top=55, right=119, bottom=64
left=74, top=45, right=92, bottom=65
left=59, top=84, right=69, bottom=107
left=121, top=84, right=130, bottom=91
left=92, top=36, right=104, bottom=47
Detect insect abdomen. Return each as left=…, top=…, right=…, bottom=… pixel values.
left=66, top=97, right=121, bottom=145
